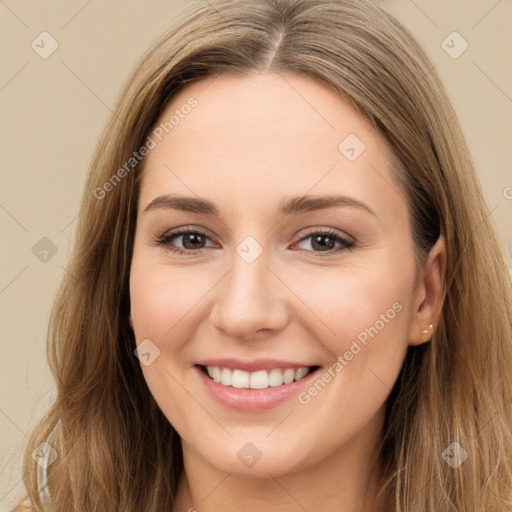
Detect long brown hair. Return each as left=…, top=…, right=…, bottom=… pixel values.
left=14, top=0, right=512, bottom=510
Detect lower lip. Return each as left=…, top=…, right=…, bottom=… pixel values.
left=195, top=365, right=319, bottom=411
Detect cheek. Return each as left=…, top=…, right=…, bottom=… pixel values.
left=129, top=255, right=205, bottom=435
left=129, top=256, right=209, bottom=344
left=289, top=261, right=413, bottom=354
left=289, top=260, right=414, bottom=414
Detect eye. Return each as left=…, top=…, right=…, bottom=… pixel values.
left=152, top=227, right=215, bottom=255
left=294, top=229, right=355, bottom=255
left=152, top=227, right=355, bottom=256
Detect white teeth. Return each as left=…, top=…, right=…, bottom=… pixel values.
left=249, top=370, right=269, bottom=389
left=221, top=367, right=232, bottom=386
left=206, top=365, right=222, bottom=383
left=268, top=368, right=283, bottom=387
left=295, top=367, right=309, bottom=380
left=212, top=366, right=221, bottom=383
left=282, top=368, right=295, bottom=385
left=232, top=369, right=250, bottom=389
left=203, top=365, right=313, bottom=389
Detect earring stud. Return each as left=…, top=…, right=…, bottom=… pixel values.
left=421, top=324, right=433, bottom=335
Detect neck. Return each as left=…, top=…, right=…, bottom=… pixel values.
left=171, top=407, right=391, bottom=512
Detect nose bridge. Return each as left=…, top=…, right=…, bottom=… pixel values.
left=210, top=239, right=287, bottom=337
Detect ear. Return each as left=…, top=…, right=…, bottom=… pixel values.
left=408, top=235, right=446, bottom=346
left=128, top=312, right=134, bottom=331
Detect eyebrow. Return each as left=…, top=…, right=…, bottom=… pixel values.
left=143, top=193, right=376, bottom=218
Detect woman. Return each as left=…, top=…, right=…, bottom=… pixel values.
left=15, top=0, right=512, bottom=510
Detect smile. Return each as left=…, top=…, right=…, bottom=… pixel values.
left=201, top=365, right=318, bottom=389
left=195, top=358, right=322, bottom=410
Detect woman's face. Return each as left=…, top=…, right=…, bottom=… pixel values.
left=129, top=72, right=442, bottom=478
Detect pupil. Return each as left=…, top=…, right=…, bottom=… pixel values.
left=183, top=233, right=204, bottom=249
left=312, top=235, right=334, bottom=251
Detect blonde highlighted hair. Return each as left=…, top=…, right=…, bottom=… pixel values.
left=14, top=0, right=512, bottom=510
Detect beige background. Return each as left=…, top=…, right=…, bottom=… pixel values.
left=1, top=1, right=511, bottom=509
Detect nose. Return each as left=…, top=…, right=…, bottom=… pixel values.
left=209, top=246, right=289, bottom=340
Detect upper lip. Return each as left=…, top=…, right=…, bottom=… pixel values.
left=196, top=358, right=318, bottom=372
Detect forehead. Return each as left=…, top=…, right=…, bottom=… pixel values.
left=138, top=72, right=406, bottom=222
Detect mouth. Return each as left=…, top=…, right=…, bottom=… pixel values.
left=194, top=358, right=322, bottom=410
left=198, top=364, right=320, bottom=390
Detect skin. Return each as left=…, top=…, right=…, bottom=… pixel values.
left=128, top=72, right=445, bottom=512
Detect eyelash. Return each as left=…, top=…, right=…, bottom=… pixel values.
left=152, top=227, right=355, bottom=257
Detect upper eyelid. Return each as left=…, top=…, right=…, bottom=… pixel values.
left=160, top=226, right=354, bottom=248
